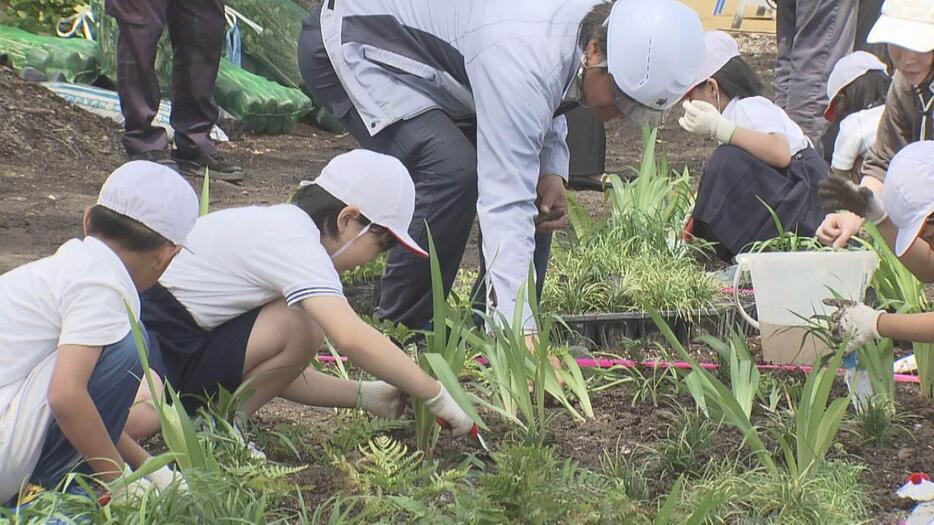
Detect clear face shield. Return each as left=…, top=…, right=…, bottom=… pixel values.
left=577, top=56, right=668, bottom=127
left=608, top=73, right=669, bottom=127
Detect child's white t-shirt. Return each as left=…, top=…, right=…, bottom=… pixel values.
left=0, top=237, right=140, bottom=412
left=832, top=105, right=885, bottom=171
left=722, top=96, right=811, bottom=155
left=160, top=205, right=344, bottom=330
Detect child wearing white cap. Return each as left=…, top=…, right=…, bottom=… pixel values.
left=820, top=51, right=891, bottom=181
left=817, top=0, right=934, bottom=249
left=0, top=161, right=198, bottom=505
left=819, top=142, right=934, bottom=352
left=679, top=31, right=828, bottom=262
left=125, top=150, right=474, bottom=448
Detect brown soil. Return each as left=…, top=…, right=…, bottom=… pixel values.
left=0, top=65, right=357, bottom=271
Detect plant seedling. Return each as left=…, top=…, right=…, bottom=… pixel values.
left=410, top=229, right=486, bottom=454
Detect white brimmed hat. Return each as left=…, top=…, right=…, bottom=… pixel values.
left=308, top=150, right=427, bottom=258
left=824, top=51, right=888, bottom=121
left=97, top=160, right=198, bottom=247
left=867, top=0, right=934, bottom=53
left=692, top=31, right=740, bottom=88
left=882, top=141, right=934, bottom=256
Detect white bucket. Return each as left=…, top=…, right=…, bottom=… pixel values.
left=733, top=251, right=879, bottom=364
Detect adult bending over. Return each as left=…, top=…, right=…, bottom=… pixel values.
left=297, top=0, right=704, bottom=332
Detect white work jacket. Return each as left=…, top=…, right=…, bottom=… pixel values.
left=321, top=0, right=599, bottom=329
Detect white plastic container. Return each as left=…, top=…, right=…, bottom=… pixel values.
left=733, top=251, right=879, bottom=364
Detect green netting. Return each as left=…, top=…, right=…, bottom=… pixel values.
left=91, top=0, right=312, bottom=134
left=225, top=0, right=305, bottom=89
left=214, top=58, right=312, bottom=134
left=0, top=23, right=100, bottom=83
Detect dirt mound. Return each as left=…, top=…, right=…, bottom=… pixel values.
left=0, top=66, right=123, bottom=168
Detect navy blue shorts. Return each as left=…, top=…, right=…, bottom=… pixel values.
left=141, top=284, right=260, bottom=414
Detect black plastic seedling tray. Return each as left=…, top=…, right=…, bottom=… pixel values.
left=558, top=297, right=756, bottom=349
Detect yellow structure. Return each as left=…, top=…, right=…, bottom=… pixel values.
left=684, top=0, right=777, bottom=33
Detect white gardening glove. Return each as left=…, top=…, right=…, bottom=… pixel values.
left=108, top=465, right=154, bottom=503
left=424, top=382, right=473, bottom=437
left=817, top=174, right=887, bottom=225
left=146, top=465, right=189, bottom=493
left=678, top=100, right=736, bottom=143
left=357, top=380, right=407, bottom=419
left=824, top=298, right=883, bottom=353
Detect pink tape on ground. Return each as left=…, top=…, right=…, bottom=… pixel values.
left=315, top=354, right=920, bottom=383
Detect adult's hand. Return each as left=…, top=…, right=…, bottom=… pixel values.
left=536, top=174, right=568, bottom=234
left=816, top=212, right=865, bottom=249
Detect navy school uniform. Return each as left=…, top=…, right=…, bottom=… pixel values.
left=690, top=96, right=829, bottom=262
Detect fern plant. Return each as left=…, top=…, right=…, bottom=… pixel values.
left=324, top=410, right=407, bottom=457
left=335, top=436, right=428, bottom=496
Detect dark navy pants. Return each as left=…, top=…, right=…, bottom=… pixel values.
left=691, top=145, right=828, bottom=262
left=30, top=331, right=145, bottom=489
left=298, top=8, right=551, bottom=331
left=105, top=0, right=226, bottom=158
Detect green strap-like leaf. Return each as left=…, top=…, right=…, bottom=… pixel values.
left=423, top=353, right=488, bottom=431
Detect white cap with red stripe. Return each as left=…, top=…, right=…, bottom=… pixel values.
left=824, top=51, right=888, bottom=121
left=308, top=150, right=428, bottom=258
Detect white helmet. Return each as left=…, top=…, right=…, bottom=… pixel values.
left=606, top=0, right=704, bottom=116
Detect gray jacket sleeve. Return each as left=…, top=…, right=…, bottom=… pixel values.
left=540, top=115, right=570, bottom=180
left=467, top=45, right=565, bottom=331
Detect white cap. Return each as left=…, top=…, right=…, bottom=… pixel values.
left=309, top=150, right=427, bottom=258
left=867, top=0, right=934, bottom=53
left=824, top=51, right=888, bottom=120
left=881, top=141, right=934, bottom=256
left=606, top=0, right=704, bottom=111
left=97, top=160, right=199, bottom=247
left=692, top=31, right=741, bottom=88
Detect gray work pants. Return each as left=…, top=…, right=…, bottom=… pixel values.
left=298, top=9, right=551, bottom=331
left=105, top=0, right=225, bottom=158
left=774, top=0, right=857, bottom=144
